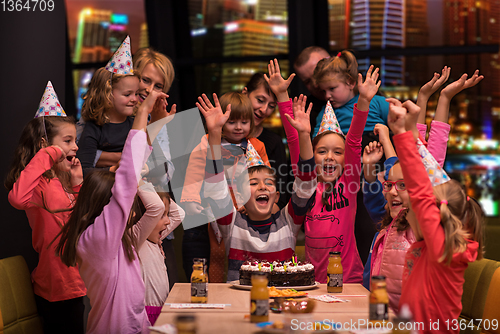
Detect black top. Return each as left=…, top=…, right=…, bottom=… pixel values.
left=76, top=117, right=134, bottom=176
left=257, top=128, right=292, bottom=209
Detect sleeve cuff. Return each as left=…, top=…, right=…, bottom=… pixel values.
left=430, top=120, right=451, bottom=131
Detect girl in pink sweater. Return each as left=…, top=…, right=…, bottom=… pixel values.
left=388, top=99, right=484, bottom=334
left=57, top=89, right=168, bottom=334
left=6, top=82, right=86, bottom=333
left=266, top=59, right=379, bottom=283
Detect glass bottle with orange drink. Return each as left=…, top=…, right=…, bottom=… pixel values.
left=369, top=275, right=389, bottom=323
left=250, top=272, right=269, bottom=323
left=327, top=251, right=343, bottom=293
left=191, top=258, right=208, bottom=303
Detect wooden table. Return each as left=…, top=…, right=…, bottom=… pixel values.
left=151, top=283, right=387, bottom=333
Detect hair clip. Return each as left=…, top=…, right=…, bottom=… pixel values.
left=337, top=52, right=342, bottom=57
left=440, top=200, right=448, bottom=205
left=467, top=196, right=470, bottom=201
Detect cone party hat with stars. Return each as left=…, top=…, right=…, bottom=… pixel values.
left=416, top=138, right=451, bottom=186
left=316, top=101, right=344, bottom=136
left=34, top=81, right=66, bottom=118
left=105, top=35, right=133, bottom=75
left=246, top=141, right=268, bottom=168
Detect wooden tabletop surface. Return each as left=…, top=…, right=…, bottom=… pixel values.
left=151, top=283, right=387, bottom=333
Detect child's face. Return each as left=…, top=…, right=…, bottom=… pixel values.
left=241, top=169, right=279, bottom=221
left=245, top=86, right=277, bottom=128
left=147, top=198, right=170, bottom=244
left=318, top=75, right=355, bottom=108
left=314, top=133, right=345, bottom=183
left=222, top=119, right=251, bottom=144
left=50, top=123, right=78, bottom=172
left=384, top=164, right=411, bottom=219
left=138, top=63, right=165, bottom=103
left=110, top=76, right=139, bottom=120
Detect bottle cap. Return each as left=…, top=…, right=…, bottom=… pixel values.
left=251, top=271, right=268, bottom=277
left=193, top=258, right=206, bottom=264
left=329, top=251, right=341, bottom=255
left=371, top=275, right=386, bottom=281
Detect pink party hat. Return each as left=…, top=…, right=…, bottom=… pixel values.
left=105, top=36, right=133, bottom=74
left=246, top=141, right=267, bottom=168
left=416, top=138, right=451, bottom=186
left=316, top=101, right=344, bottom=136
left=34, top=81, right=66, bottom=118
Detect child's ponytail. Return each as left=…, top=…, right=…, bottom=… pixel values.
left=312, top=50, right=359, bottom=90
left=464, top=196, right=485, bottom=260
left=433, top=179, right=482, bottom=264
left=438, top=200, right=469, bottom=264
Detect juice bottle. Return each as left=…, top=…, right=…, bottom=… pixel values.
left=250, top=272, right=269, bottom=323
left=327, top=251, right=343, bottom=293
left=191, top=258, right=208, bottom=303
left=369, top=276, right=389, bottom=324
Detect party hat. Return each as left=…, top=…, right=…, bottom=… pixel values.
left=316, top=101, right=344, bottom=136
left=245, top=141, right=267, bottom=168
left=416, top=138, right=450, bottom=186
left=34, top=81, right=66, bottom=118
left=105, top=36, right=133, bottom=74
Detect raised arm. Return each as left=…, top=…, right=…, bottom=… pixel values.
left=416, top=66, right=450, bottom=125
left=388, top=99, right=445, bottom=259
left=284, top=95, right=314, bottom=161
left=8, top=146, right=65, bottom=209
left=132, top=181, right=165, bottom=249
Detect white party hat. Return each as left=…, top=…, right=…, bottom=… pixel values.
left=34, top=81, right=66, bottom=118
left=316, top=101, right=343, bottom=136
left=246, top=141, right=267, bottom=168
left=105, top=36, right=133, bottom=74
left=416, top=138, right=451, bottom=186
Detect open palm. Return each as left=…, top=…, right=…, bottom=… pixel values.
left=358, top=65, right=381, bottom=101
left=196, top=93, right=230, bottom=133
left=286, top=95, right=312, bottom=134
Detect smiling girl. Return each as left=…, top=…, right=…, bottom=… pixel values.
left=6, top=82, right=86, bottom=333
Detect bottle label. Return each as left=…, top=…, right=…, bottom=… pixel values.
left=369, top=303, right=388, bottom=320
left=191, top=283, right=208, bottom=297
left=250, top=299, right=269, bottom=317
left=327, top=273, right=343, bottom=287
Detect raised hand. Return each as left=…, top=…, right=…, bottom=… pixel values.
left=387, top=98, right=407, bottom=135
left=441, top=70, right=484, bottom=100
left=363, top=141, right=384, bottom=165
left=264, top=58, right=295, bottom=102
left=196, top=93, right=231, bottom=134
left=285, top=94, right=312, bottom=135
left=70, top=157, right=83, bottom=186
left=402, top=100, right=421, bottom=140
left=419, top=66, right=450, bottom=98
left=50, top=145, right=66, bottom=163
left=185, top=201, right=204, bottom=215
left=357, top=65, right=381, bottom=111
left=374, top=124, right=390, bottom=145
left=150, top=94, right=177, bottom=124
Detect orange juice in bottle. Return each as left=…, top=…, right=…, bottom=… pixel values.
left=250, top=272, right=269, bottom=323
left=369, top=275, right=389, bottom=324
left=327, top=251, right=343, bottom=293
left=191, top=258, right=207, bottom=303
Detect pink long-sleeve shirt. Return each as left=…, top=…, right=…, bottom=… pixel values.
left=394, top=131, right=478, bottom=334
left=77, top=129, right=154, bottom=334
left=8, top=146, right=86, bottom=302
left=278, top=99, right=367, bottom=284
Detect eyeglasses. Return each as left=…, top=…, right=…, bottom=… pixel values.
left=383, top=180, right=406, bottom=192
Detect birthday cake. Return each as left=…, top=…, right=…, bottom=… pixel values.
left=239, top=260, right=315, bottom=286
